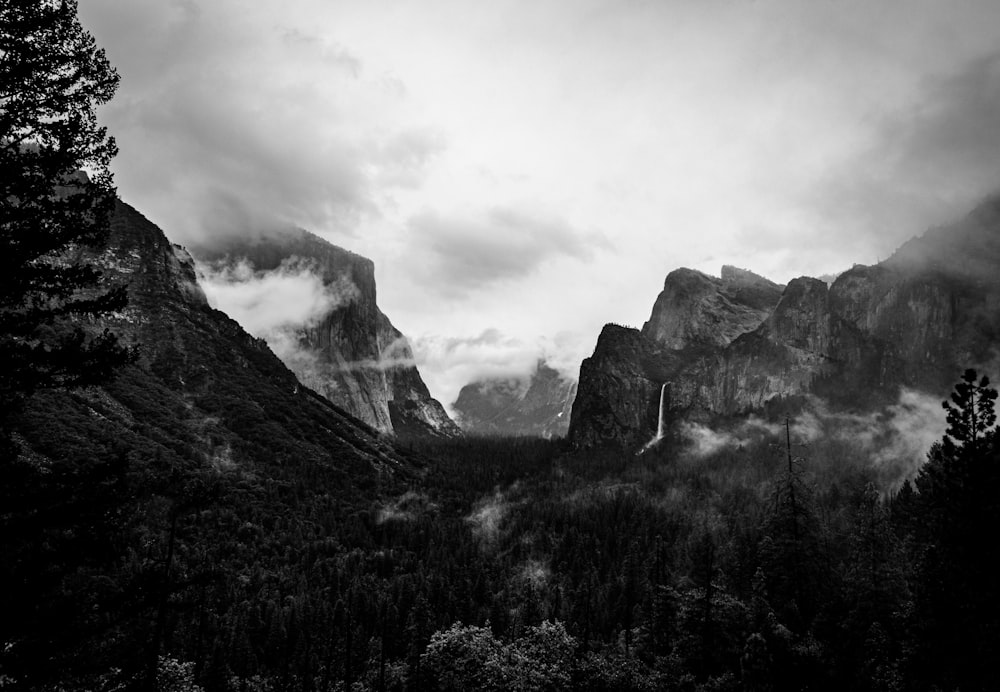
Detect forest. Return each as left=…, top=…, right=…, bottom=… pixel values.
left=3, top=370, right=1000, bottom=691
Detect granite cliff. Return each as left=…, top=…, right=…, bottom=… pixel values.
left=570, top=265, right=784, bottom=447
left=16, top=200, right=408, bottom=478
left=569, top=194, right=1000, bottom=448
left=192, top=230, right=459, bottom=440
left=452, top=360, right=577, bottom=438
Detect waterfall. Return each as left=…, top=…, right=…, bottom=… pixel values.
left=639, top=382, right=670, bottom=454
left=655, top=382, right=667, bottom=440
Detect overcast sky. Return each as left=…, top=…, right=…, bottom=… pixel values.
left=79, top=0, right=1000, bottom=407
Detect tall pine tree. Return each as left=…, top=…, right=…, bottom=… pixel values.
left=912, top=370, right=1000, bottom=691
left=1, top=2, right=134, bottom=687
left=1, top=0, right=130, bottom=447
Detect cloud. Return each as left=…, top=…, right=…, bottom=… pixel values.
left=78, top=0, right=1000, bottom=392
left=376, top=490, right=438, bottom=524
left=326, top=336, right=418, bottom=373
left=370, top=129, right=447, bottom=189
left=198, top=258, right=354, bottom=334
left=519, top=559, right=551, bottom=589
left=79, top=0, right=443, bottom=245
left=881, top=51, right=1000, bottom=195
left=197, top=257, right=357, bottom=368
left=788, top=391, right=946, bottom=489
left=679, top=417, right=780, bottom=458
left=466, top=485, right=520, bottom=546
left=873, top=389, right=947, bottom=483
left=406, top=205, right=610, bottom=293
left=678, top=389, right=946, bottom=490
left=789, top=50, right=1000, bottom=265
left=413, top=329, right=539, bottom=407
left=410, top=328, right=585, bottom=411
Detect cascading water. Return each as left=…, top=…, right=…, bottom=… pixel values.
left=655, top=382, right=667, bottom=440
left=640, top=382, right=670, bottom=453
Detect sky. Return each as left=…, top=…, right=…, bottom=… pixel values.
left=78, top=0, right=1000, bottom=408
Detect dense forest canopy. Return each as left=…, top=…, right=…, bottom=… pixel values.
left=4, top=369, right=1000, bottom=691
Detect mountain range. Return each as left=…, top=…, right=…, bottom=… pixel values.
left=568, top=193, right=1000, bottom=448
left=18, top=189, right=1000, bottom=460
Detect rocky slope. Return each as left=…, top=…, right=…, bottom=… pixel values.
left=452, top=360, right=577, bottom=438
left=569, top=195, right=1000, bottom=448
left=640, top=265, right=784, bottom=349
left=192, top=230, right=459, bottom=440
left=16, top=200, right=408, bottom=481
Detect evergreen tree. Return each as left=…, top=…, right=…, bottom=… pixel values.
left=941, top=369, right=997, bottom=452
left=760, top=419, right=823, bottom=632
left=0, top=3, right=133, bottom=686
left=0, top=0, right=130, bottom=446
left=912, top=369, right=1000, bottom=691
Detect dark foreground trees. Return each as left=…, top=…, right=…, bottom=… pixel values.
left=0, top=0, right=130, bottom=443
left=5, top=364, right=1000, bottom=690
left=1, top=1, right=133, bottom=687
left=911, top=370, right=1000, bottom=690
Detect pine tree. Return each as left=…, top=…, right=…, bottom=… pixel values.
left=760, top=419, right=823, bottom=632
left=911, top=369, right=1000, bottom=691
left=0, top=3, right=133, bottom=686
left=1, top=0, right=131, bottom=447
left=941, top=369, right=997, bottom=452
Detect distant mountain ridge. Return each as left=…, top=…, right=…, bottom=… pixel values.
left=192, top=229, right=460, bottom=440
left=569, top=194, right=1000, bottom=448
left=452, top=360, right=577, bottom=438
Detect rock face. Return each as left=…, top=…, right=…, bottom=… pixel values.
left=192, top=230, right=460, bottom=439
left=570, top=266, right=784, bottom=447
left=569, top=194, right=1000, bottom=448
left=641, top=266, right=783, bottom=349
left=19, top=200, right=408, bottom=478
left=452, top=360, right=577, bottom=438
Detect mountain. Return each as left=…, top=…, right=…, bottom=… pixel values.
left=14, top=200, right=409, bottom=480
left=6, top=199, right=431, bottom=686
left=640, top=265, right=784, bottom=350
left=452, top=360, right=577, bottom=438
left=569, top=195, right=1000, bottom=448
left=191, top=230, right=460, bottom=440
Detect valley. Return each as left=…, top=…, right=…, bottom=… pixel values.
left=5, top=2, right=1000, bottom=690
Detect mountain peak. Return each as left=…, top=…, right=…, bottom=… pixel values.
left=641, top=266, right=783, bottom=350
left=885, top=190, right=1000, bottom=281
left=188, top=229, right=458, bottom=439
left=452, top=359, right=577, bottom=438
left=720, top=264, right=779, bottom=289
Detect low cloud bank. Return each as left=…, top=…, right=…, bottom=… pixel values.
left=377, top=491, right=438, bottom=524
left=519, top=559, right=551, bottom=589
left=198, top=257, right=357, bottom=366
left=680, top=388, right=947, bottom=489
left=331, top=338, right=418, bottom=373
left=680, top=416, right=778, bottom=458
left=466, top=485, right=521, bottom=546
left=412, top=329, right=585, bottom=413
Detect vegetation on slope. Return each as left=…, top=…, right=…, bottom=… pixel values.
left=6, top=369, right=999, bottom=691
